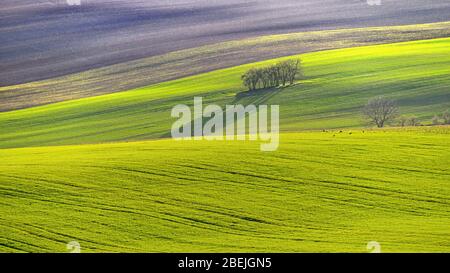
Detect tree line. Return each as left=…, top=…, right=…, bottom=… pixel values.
left=241, top=59, right=301, bottom=91
left=362, top=96, right=450, bottom=128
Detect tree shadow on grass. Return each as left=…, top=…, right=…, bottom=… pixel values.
left=232, top=86, right=285, bottom=105
left=161, top=86, right=291, bottom=139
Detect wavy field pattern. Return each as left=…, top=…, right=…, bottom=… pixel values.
left=1, top=129, right=449, bottom=252
left=1, top=5, right=450, bottom=252
left=1, top=38, right=450, bottom=149
left=3, top=21, right=450, bottom=111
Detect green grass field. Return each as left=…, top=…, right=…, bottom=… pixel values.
left=1, top=38, right=450, bottom=149
left=1, top=34, right=450, bottom=252
left=1, top=128, right=449, bottom=252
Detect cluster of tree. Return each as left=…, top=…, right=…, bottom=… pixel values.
left=398, top=115, right=421, bottom=127
left=431, top=110, right=450, bottom=125
left=241, top=59, right=301, bottom=91
left=399, top=110, right=450, bottom=127
left=363, top=97, right=450, bottom=128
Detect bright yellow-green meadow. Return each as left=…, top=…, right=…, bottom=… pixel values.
left=1, top=33, right=449, bottom=252
left=1, top=128, right=449, bottom=252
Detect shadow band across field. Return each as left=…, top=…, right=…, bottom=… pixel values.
left=233, top=87, right=283, bottom=105
left=164, top=87, right=283, bottom=140
left=1, top=37, right=450, bottom=149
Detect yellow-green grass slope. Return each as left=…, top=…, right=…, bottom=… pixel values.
left=1, top=128, right=449, bottom=252
left=1, top=38, right=450, bottom=149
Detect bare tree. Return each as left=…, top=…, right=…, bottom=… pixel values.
left=241, top=73, right=252, bottom=91
left=408, top=116, right=420, bottom=126
left=286, top=59, right=301, bottom=85
left=398, top=115, right=408, bottom=127
left=443, top=110, right=450, bottom=124
left=363, top=97, right=399, bottom=128
left=432, top=115, right=440, bottom=125
left=241, top=69, right=260, bottom=91
left=261, top=68, right=271, bottom=89
left=269, top=65, right=280, bottom=87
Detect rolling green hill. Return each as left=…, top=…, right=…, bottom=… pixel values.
left=1, top=34, right=450, bottom=253
left=1, top=128, right=449, bottom=252
left=2, top=21, right=450, bottom=112
left=1, top=38, right=450, bottom=149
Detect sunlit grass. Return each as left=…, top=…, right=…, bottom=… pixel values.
left=1, top=38, right=450, bottom=149
left=1, top=127, right=449, bottom=252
